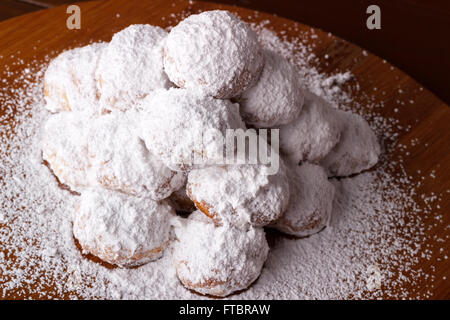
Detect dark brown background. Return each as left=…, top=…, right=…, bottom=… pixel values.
left=1, top=0, right=450, bottom=105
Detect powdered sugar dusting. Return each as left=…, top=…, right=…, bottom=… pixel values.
left=43, top=42, right=106, bottom=114
left=97, top=25, right=172, bottom=112
left=0, top=16, right=447, bottom=299
left=271, top=162, right=334, bottom=237
left=73, top=188, right=174, bottom=268
left=139, top=88, right=245, bottom=171
left=187, top=162, right=289, bottom=228
left=86, top=112, right=185, bottom=200
left=164, top=10, right=263, bottom=99
left=239, top=48, right=305, bottom=127
left=173, top=211, right=269, bottom=297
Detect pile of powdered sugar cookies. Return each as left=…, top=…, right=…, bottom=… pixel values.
left=40, top=10, right=380, bottom=297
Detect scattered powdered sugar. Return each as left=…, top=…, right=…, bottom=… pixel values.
left=242, top=169, right=431, bottom=300
left=0, top=18, right=446, bottom=299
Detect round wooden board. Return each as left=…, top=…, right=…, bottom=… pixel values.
left=0, top=0, right=448, bottom=299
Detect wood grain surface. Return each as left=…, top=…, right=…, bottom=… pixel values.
left=0, top=0, right=42, bottom=21
left=0, top=0, right=448, bottom=299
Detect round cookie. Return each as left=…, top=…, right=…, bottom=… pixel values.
left=239, top=48, right=305, bottom=127
left=271, top=163, right=335, bottom=237
left=164, top=10, right=263, bottom=99
left=97, top=25, right=172, bottom=112
left=86, top=112, right=185, bottom=200
left=187, top=162, right=289, bottom=228
left=73, top=188, right=174, bottom=268
left=174, top=211, right=269, bottom=297
left=41, top=112, right=90, bottom=192
left=44, top=42, right=106, bottom=114
left=279, top=92, right=342, bottom=164
left=140, top=88, right=246, bottom=171
left=320, top=110, right=381, bottom=177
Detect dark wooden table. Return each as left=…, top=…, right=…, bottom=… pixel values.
left=2, top=0, right=449, bottom=107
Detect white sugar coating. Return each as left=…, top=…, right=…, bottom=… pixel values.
left=164, top=10, right=263, bottom=99
left=187, top=162, right=290, bottom=228
left=0, top=21, right=446, bottom=300
left=239, top=48, right=305, bottom=127
left=73, top=188, right=174, bottom=268
left=320, top=110, right=381, bottom=177
left=41, top=112, right=90, bottom=192
left=44, top=43, right=105, bottom=114
left=140, top=88, right=246, bottom=171
left=86, top=112, right=185, bottom=200
left=173, top=211, right=269, bottom=297
left=279, top=92, right=341, bottom=164
left=97, top=25, right=172, bottom=112
left=271, top=162, right=335, bottom=237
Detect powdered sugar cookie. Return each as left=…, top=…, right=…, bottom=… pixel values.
left=174, top=211, right=269, bottom=297
left=164, top=10, right=263, bottom=99
left=140, top=88, right=246, bottom=171
left=239, top=49, right=305, bottom=127
left=279, top=92, right=341, bottom=164
left=169, top=183, right=196, bottom=213
left=187, top=162, right=289, bottom=228
left=271, top=163, right=335, bottom=237
left=41, top=112, right=90, bottom=192
left=320, top=110, right=381, bottom=177
left=44, top=42, right=105, bottom=114
left=73, top=188, right=174, bottom=268
left=97, top=25, right=172, bottom=112
left=86, top=112, right=185, bottom=200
